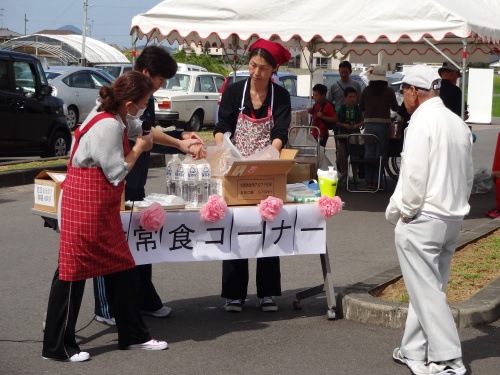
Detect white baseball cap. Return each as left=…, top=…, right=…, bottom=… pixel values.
left=395, top=65, right=441, bottom=90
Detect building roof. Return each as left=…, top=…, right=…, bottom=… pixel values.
left=0, top=28, right=23, bottom=38
left=0, top=33, right=129, bottom=65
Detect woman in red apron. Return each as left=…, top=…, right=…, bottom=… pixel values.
left=42, top=71, right=202, bottom=362
left=214, top=39, right=292, bottom=312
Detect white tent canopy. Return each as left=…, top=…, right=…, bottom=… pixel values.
left=130, top=0, right=500, bottom=58
left=130, top=0, right=500, bottom=119
left=2, top=34, right=129, bottom=65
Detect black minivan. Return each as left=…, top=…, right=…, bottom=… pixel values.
left=0, top=51, right=72, bottom=157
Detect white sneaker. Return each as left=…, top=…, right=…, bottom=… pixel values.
left=411, top=358, right=466, bottom=375
left=141, top=306, right=172, bottom=317
left=393, top=347, right=425, bottom=368
left=127, top=339, right=168, bottom=351
left=257, top=296, right=278, bottom=312
left=95, top=315, right=116, bottom=325
left=43, top=351, right=90, bottom=362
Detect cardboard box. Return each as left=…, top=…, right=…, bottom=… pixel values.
left=34, top=170, right=66, bottom=213
left=216, top=149, right=297, bottom=205
left=287, top=163, right=313, bottom=184
left=290, top=110, right=309, bottom=127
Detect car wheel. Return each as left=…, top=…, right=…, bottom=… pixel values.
left=186, top=111, right=203, bottom=132
left=46, top=131, right=70, bottom=157
left=67, top=106, right=79, bottom=130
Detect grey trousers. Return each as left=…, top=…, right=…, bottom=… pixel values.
left=395, top=214, right=462, bottom=362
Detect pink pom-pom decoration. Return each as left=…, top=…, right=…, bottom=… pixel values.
left=258, top=196, right=283, bottom=221
left=139, top=202, right=166, bottom=231
left=200, top=194, right=228, bottom=222
left=318, top=195, right=343, bottom=218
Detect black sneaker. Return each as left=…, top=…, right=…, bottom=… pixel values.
left=224, top=299, right=244, bottom=312
left=257, top=296, right=278, bottom=312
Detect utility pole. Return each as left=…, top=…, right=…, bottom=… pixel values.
left=24, top=14, right=28, bottom=35
left=0, top=8, right=4, bottom=28
left=81, top=0, right=88, bottom=66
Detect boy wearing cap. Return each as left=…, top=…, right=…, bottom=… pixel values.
left=438, top=62, right=469, bottom=120
left=386, top=65, right=473, bottom=375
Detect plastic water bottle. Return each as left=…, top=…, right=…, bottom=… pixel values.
left=196, top=159, right=211, bottom=205
left=165, top=155, right=174, bottom=195
left=172, top=154, right=184, bottom=199
left=183, top=155, right=199, bottom=208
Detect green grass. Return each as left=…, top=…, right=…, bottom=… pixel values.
left=198, top=130, right=215, bottom=143
left=0, top=158, right=68, bottom=172
left=492, top=75, right=500, bottom=117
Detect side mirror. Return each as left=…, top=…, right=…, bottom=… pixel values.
left=40, top=84, right=53, bottom=96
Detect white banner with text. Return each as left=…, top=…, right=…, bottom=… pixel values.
left=120, top=204, right=326, bottom=264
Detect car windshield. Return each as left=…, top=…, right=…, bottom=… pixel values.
left=163, top=74, right=190, bottom=91
left=98, top=66, right=121, bottom=79
left=95, top=69, right=116, bottom=82
left=45, top=71, right=62, bottom=80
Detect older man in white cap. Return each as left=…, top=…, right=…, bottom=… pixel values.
left=386, top=65, right=473, bottom=375
left=438, top=61, right=468, bottom=120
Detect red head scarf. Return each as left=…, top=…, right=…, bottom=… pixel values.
left=248, top=39, right=291, bottom=66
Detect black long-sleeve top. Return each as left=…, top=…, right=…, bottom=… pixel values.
left=214, top=78, right=291, bottom=146
left=439, top=79, right=466, bottom=117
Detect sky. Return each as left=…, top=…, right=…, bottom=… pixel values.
left=0, top=0, right=163, bottom=48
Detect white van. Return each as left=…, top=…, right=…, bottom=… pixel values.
left=176, top=63, right=207, bottom=72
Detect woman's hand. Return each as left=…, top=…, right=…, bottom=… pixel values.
left=181, top=132, right=206, bottom=159
left=134, top=132, right=154, bottom=153
left=178, top=138, right=203, bottom=157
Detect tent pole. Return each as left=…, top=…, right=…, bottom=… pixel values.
left=422, top=37, right=458, bottom=68
left=423, top=37, right=466, bottom=119
left=461, top=39, right=467, bottom=121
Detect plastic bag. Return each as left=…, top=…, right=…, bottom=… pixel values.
left=471, top=167, right=494, bottom=194
left=206, top=146, right=233, bottom=176
left=246, top=145, right=280, bottom=160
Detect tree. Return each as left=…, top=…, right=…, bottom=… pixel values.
left=172, top=49, right=230, bottom=76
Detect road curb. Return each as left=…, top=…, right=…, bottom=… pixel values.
left=339, top=218, right=500, bottom=328
left=0, top=153, right=166, bottom=188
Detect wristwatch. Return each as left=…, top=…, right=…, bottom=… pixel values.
left=400, top=214, right=414, bottom=224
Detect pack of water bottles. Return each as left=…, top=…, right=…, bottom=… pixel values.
left=165, top=154, right=211, bottom=208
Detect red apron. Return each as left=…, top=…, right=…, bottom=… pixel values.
left=58, top=112, right=135, bottom=281
left=232, top=80, right=274, bottom=157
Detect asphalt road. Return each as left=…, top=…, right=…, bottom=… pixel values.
left=0, top=125, right=499, bottom=374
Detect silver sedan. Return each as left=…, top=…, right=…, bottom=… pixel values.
left=44, top=66, right=114, bottom=129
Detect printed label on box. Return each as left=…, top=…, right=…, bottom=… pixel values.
left=230, top=165, right=248, bottom=177
left=237, top=179, right=274, bottom=200
left=34, top=185, right=55, bottom=206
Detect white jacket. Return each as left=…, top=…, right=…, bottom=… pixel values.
left=386, top=97, right=473, bottom=224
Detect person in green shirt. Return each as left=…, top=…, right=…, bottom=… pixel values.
left=335, top=86, right=364, bottom=178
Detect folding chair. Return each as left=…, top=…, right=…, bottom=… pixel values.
left=346, top=133, right=387, bottom=193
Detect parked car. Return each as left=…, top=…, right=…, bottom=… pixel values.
left=154, top=70, right=225, bottom=131
left=93, top=63, right=132, bottom=79
left=0, top=51, right=72, bottom=157
left=44, top=66, right=114, bottom=129
left=176, top=63, right=208, bottom=72
left=215, top=71, right=310, bottom=124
